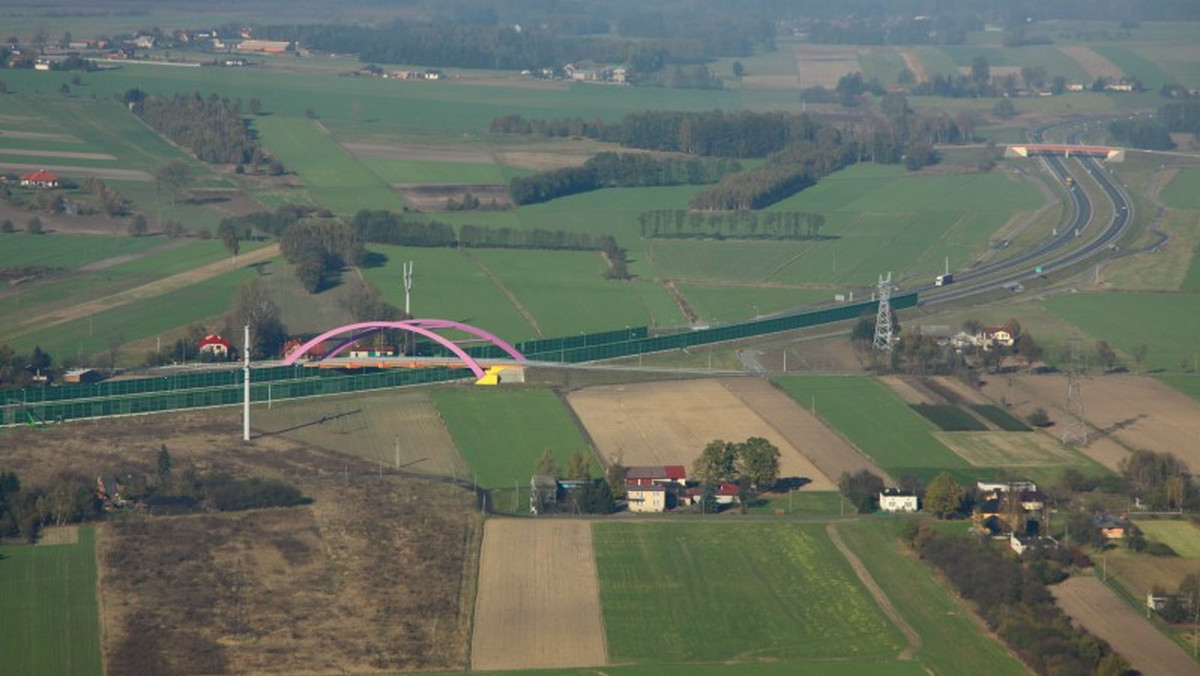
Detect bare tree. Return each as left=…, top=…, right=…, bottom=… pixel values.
left=155, top=160, right=193, bottom=206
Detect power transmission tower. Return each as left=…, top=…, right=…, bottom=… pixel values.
left=872, top=272, right=894, bottom=353
left=1063, top=338, right=1087, bottom=445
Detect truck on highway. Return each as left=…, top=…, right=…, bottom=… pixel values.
left=935, top=273, right=953, bottom=286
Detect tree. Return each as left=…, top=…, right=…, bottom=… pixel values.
left=605, top=455, right=627, bottom=499
left=1095, top=340, right=1118, bottom=372
left=128, top=214, right=148, bottom=237
left=736, top=437, right=780, bottom=491
left=992, top=97, right=1017, bottom=119
left=1133, top=343, right=1149, bottom=371
left=565, top=451, right=591, bottom=482
left=731, top=61, right=744, bottom=78
left=232, top=279, right=287, bottom=358
left=693, top=439, right=737, bottom=484
left=1027, top=407, right=1052, bottom=428
left=923, top=471, right=966, bottom=518
left=26, top=216, right=43, bottom=234
left=247, top=97, right=263, bottom=115
left=155, top=160, right=193, bottom=206
left=838, top=469, right=884, bottom=513
left=156, top=444, right=173, bottom=488
left=0, top=219, right=13, bottom=233
left=1016, top=333, right=1043, bottom=369
left=535, top=449, right=559, bottom=478
left=217, top=220, right=241, bottom=257
left=970, top=55, right=990, bottom=84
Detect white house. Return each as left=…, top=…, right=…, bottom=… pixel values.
left=626, top=484, right=667, bottom=512
left=879, top=488, right=919, bottom=512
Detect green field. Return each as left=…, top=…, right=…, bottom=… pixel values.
left=0, top=528, right=102, bottom=676
left=1043, top=292, right=1200, bottom=373
left=432, top=387, right=595, bottom=488
left=593, top=521, right=904, bottom=663
left=1134, top=519, right=1200, bottom=558
left=772, top=376, right=969, bottom=479
left=937, top=45, right=1088, bottom=83
left=485, top=660, right=925, bottom=676
left=1161, top=375, right=1200, bottom=402
left=970, top=404, right=1033, bottom=431
left=0, top=232, right=162, bottom=269
left=1161, top=169, right=1200, bottom=210
left=835, top=520, right=1028, bottom=675
left=911, top=404, right=988, bottom=431
left=1090, top=45, right=1179, bottom=92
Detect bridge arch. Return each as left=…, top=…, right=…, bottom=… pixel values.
left=281, top=319, right=525, bottom=379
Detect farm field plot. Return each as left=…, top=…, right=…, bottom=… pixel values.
left=676, top=283, right=833, bottom=324
left=1052, top=577, right=1200, bottom=676
left=593, top=521, right=904, bottom=663
left=1162, top=375, right=1200, bottom=402
left=772, top=376, right=968, bottom=480
left=1089, top=45, right=1178, bottom=92
left=933, top=431, right=1086, bottom=467
left=1161, top=168, right=1200, bottom=210
left=980, top=374, right=1200, bottom=472
left=1133, top=520, right=1200, bottom=558
left=471, top=519, right=606, bottom=671
left=836, top=520, right=1029, bottom=675
left=0, top=527, right=101, bottom=676
left=911, top=405, right=988, bottom=431
left=1044, top=292, right=1200, bottom=373
left=1058, top=46, right=1125, bottom=81
left=252, top=388, right=469, bottom=478
left=938, top=45, right=1088, bottom=82
left=880, top=375, right=933, bottom=404
left=433, top=387, right=594, bottom=489
left=566, top=379, right=836, bottom=490
left=793, top=44, right=864, bottom=89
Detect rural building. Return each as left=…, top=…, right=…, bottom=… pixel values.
left=198, top=334, right=232, bottom=359
left=683, top=481, right=740, bottom=506
left=348, top=344, right=396, bottom=358
left=236, top=40, right=292, bottom=54
left=982, top=327, right=1016, bottom=349
left=63, top=368, right=103, bottom=384
left=626, top=483, right=667, bottom=512
left=878, top=488, right=919, bottom=512
left=977, top=480, right=1037, bottom=496
left=282, top=338, right=329, bottom=360
left=1010, top=534, right=1057, bottom=556
left=20, top=169, right=59, bottom=188
left=1094, top=514, right=1130, bottom=539
left=530, top=475, right=559, bottom=514
left=625, top=465, right=686, bottom=487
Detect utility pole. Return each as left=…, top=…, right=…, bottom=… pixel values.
left=242, top=324, right=250, bottom=442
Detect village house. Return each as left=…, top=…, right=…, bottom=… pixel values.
left=683, top=481, right=740, bottom=507
left=626, top=483, right=667, bottom=512
left=198, top=333, right=233, bottom=359
left=624, top=465, right=687, bottom=487
left=1094, top=513, right=1130, bottom=539
left=983, top=327, right=1016, bottom=349
left=879, top=488, right=919, bottom=512
left=20, top=169, right=59, bottom=188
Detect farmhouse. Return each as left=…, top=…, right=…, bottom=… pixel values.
left=683, top=481, right=740, bottom=506
left=878, top=488, right=919, bottom=512
left=626, top=483, right=667, bottom=512
left=983, top=327, right=1016, bottom=349
left=1094, top=513, right=1130, bottom=539
left=62, top=368, right=103, bottom=384
left=625, top=465, right=687, bottom=487
left=20, top=169, right=59, bottom=188
left=198, top=334, right=233, bottom=359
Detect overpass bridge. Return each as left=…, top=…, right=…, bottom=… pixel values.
left=1005, top=144, right=1125, bottom=161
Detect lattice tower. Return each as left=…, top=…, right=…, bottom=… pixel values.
left=872, top=272, right=894, bottom=352
left=1063, top=338, right=1087, bottom=445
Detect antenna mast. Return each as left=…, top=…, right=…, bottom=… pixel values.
left=242, top=324, right=251, bottom=442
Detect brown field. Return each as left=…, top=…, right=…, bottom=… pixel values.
left=1059, top=46, right=1125, bottom=81
left=898, top=48, right=928, bottom=84
left=568, top=378, right=843, bottom=490
left=927, top=376, right=992, bottom=405
left=392, top=183, right=512, bottom=211
left=253, top=388, right=470, bottom=479
left=933, top=431, right=1081, bottom=467
left=1051, top=576, right=1200, bottom=676
left=880, top=375, right=933, bottom=404
left=1107, top=556, right=1200, bottom=599
left=0, top=409, right=482, bottom=675
left=979, top=374, right=1200, bottom=471
left=793, top=44, right=864, bottom=89
left=470, top=519, right=606, bottom=671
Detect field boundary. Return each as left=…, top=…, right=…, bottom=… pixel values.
left=826, top=523, right=920, bottom=660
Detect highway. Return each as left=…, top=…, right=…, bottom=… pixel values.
left=918, top=122, right=1133, bottom=305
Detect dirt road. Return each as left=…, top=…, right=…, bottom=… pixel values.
left=826, top=523, right=920, bottom=660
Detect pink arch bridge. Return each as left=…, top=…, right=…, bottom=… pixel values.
left=281, top=319, right=526, bottom=379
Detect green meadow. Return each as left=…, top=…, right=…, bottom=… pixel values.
left=593, top=521, right=904, bottom=663
left=432, top=387, right=595, bottom=489
left=772, top=376, right=969, bottom=480
left=0, top=528, right=102, bottom=676
left=1043, top=292, right=1200, bottom=373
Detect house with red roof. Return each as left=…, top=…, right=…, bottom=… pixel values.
left=624, top=465, right=687, bottom=487
left=20, top=169, right=59, bottom=189
left=684, top=481, right=740, bottom=506
left=198, top=333, right=233, bottom=359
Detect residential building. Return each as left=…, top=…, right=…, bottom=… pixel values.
left=626, top=484, right=667, bottom=512
left=625, top=465, right=687, bottom=487
left=879, top=488, right=919, bottom=512
left=20, top=169, right=59, bottom=188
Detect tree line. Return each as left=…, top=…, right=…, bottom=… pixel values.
left=908, top=523, right=1129, bottom=675
left=639, top=210, right=827, bottom=241
left=1158, top=100, right=1200, bottom=138
left=508, top=152, right=741, bottom=205
left=689, top=136, right=859, bottom=210
left=126, top=89, right=272, bottom=167
left=1108, top=117, right=1175, bottom=150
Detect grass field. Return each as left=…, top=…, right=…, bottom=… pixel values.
left=1043, top=292, right=1200, bottom=373
left=1089, top=45, right=1179, bottom=92
left=932, top=431, right=1088, bottom=467
left=937, top=45, right=1088, bottom=83
left=1160, top=375, right=1200, bottom=402
left=0, top=528, right=102, bottom=676
left=970, top=404, right=1033, bottom=431
left=1161, top=169, right=1200, bottom=211
left=1135, top=519, right=1200, bottom=558
left=0, top=232, right=162, bottom=269
left=911, top=404, right=989, bottom=431
left=593, top=521, right=904, bottom=663
left=432, top=387, right=596, bottom=489
left=485, top=660, right=926, bottom=676
left=835, top=520, right=1029, bottom=675
left=772, top=376, right=969, bottom=479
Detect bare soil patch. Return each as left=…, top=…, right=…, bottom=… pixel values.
left=0, top=129, right=82, bottom=143
left=897, top=48, right=928, bottom=84
left=979, top=374, right=1200, bottom=472
left=1, top=409, right=481, bottom=675
left=567, top=378, right=840, bottom=489
left=392, top=183, right=512, bottom=212
left=1059, top=46, right=1125, bottom=81
left=253, top=388, right=470, bottom=479
left=933, top=431, right=1080, bottom=467
left=880, top=375, right=934, bottom=405
left=1052, top=576, right=1200, bottom=676
left=794, top=45, right=864, bottom=89
left=471, top=519, right=606, bottom=671
left=186, top=189, right=268, bottom=218
left=927, top=376, right=992, bottom=405
left=37, top=525, right=79, bottom=545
